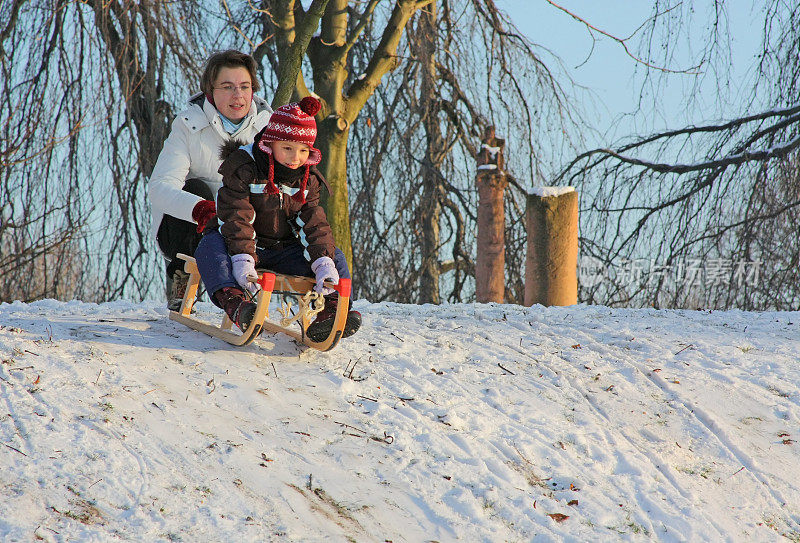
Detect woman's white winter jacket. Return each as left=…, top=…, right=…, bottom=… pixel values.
left=148, top=93, right=272, bottom=243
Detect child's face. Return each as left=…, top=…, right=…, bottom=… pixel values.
left=270, top=141, right=311, bottom=169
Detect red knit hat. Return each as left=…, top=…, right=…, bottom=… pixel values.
left=257, top=96, right=322, bottom=166
left=255, top=97, right=322, bottom=204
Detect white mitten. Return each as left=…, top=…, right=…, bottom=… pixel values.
left=231, top=253, right=260, bottom=295
left=311, top=256, right=339, bottom=295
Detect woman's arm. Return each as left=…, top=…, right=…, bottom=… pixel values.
left=148, top=116, right=203, bottom=223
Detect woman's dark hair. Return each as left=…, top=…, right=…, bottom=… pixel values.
left=199, top=50, right=260, bottom=95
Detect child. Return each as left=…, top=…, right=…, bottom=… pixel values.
left=194, top=96, right=361, bottom=341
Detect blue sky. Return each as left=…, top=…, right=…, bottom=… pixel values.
left=495, top=1, right=764, bottom=142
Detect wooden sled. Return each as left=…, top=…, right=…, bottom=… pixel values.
left=168, top=253, right=351, bottom=352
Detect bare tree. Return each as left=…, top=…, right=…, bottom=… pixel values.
left=1, top=0, right=207, bottom=302
left=223, top=0, right=436, bottom=273
left=411, top=2, right=446, bottom=304
left=555, top=1, right=800, bottom=310
left=1, top=0, right=94, bottom=301
left=6, top=0, right=794, bottom=312
left=345, top=0, right=579, bottom=303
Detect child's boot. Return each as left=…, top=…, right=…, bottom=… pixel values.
left=213, top=287, right=257, bottom=332
left=306, top=293, right=361, bottom=342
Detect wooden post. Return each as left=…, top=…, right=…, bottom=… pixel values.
left=525, top=187, right=578, bottom=306
left=476, top=126, right=507, bottom=303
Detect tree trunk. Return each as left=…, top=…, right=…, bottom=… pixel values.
left=316, top=118, right=354, bottom=267
left=417, top=4, right=443, bottom=304
left=524, top=189, right=578, bottom=306
left=307, top=0, right=351, bottom=266
left=270, top=0, right=329, bottom=109
left=476, top=127, right=507, bottom=303
left=306, top=0, right=431, bottom=275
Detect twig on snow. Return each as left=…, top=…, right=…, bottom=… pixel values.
left=344, top=359, right=369, bottom=382
left=2, top=442, right=27, bottom=456
left=334, top=421, right=394, bottom=445
left=344, top=359, right=357, bottom=380
left=370, top=432, right=394, bottom=445
left=497, top=362, right=516, bottom=375
left=34, top=525, right=60, bottom=538
left=334, top=421, right=368, bottom=435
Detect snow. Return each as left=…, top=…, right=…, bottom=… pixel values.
left=530, top=186, right=576, bottom=198
left=1, top=299, right=799, bottom=541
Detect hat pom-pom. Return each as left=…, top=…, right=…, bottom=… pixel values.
left=299, top=96, right=321, bottom=117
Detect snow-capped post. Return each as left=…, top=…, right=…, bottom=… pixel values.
left=525, top=187, right=578, bottom=306
left=476, top=126, right=507, bottom=303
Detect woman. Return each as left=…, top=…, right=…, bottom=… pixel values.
left=148, top=50, right=272, bottom=310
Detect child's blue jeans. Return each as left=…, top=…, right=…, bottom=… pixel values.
left=195, top=230, right=351, bottom=302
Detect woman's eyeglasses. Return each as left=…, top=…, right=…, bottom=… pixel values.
left=214, top=84, right=253, bottom=95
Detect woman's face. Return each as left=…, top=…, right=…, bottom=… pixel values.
left=212, top=66, right=253, bottom=123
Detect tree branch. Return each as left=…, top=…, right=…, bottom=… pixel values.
left=571, top=132, right=800, bottom=176
left=345, top=0, right=434, bottom=122
left=271, top=0, right=329, bottom=108
left=342, top=0, right=381, bottom=55
left=544, top=0, right=704, bottom=74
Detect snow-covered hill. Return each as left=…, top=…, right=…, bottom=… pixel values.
left=1, top=299, right=799, bottom=542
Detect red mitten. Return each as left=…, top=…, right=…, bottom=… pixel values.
left=192, top=199, right=217, bottom=233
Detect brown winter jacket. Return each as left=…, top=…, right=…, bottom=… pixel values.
left=215, top=141, right=335, bottom=263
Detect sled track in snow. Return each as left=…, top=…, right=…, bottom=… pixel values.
left=639, top=367, right=800, bottom=531
left=456, top=325, right=734, bottom=538
left=557, top=365, right=734, bottom=539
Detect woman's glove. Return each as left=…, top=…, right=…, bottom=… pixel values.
left=231, top=253, right=260, bottom=295
left=310, top=256, right=338, bottom=295
left=192, top=200, right=216, bottom=233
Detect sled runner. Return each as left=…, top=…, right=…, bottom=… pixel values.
left=168, top=253, right=351, bottom=351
